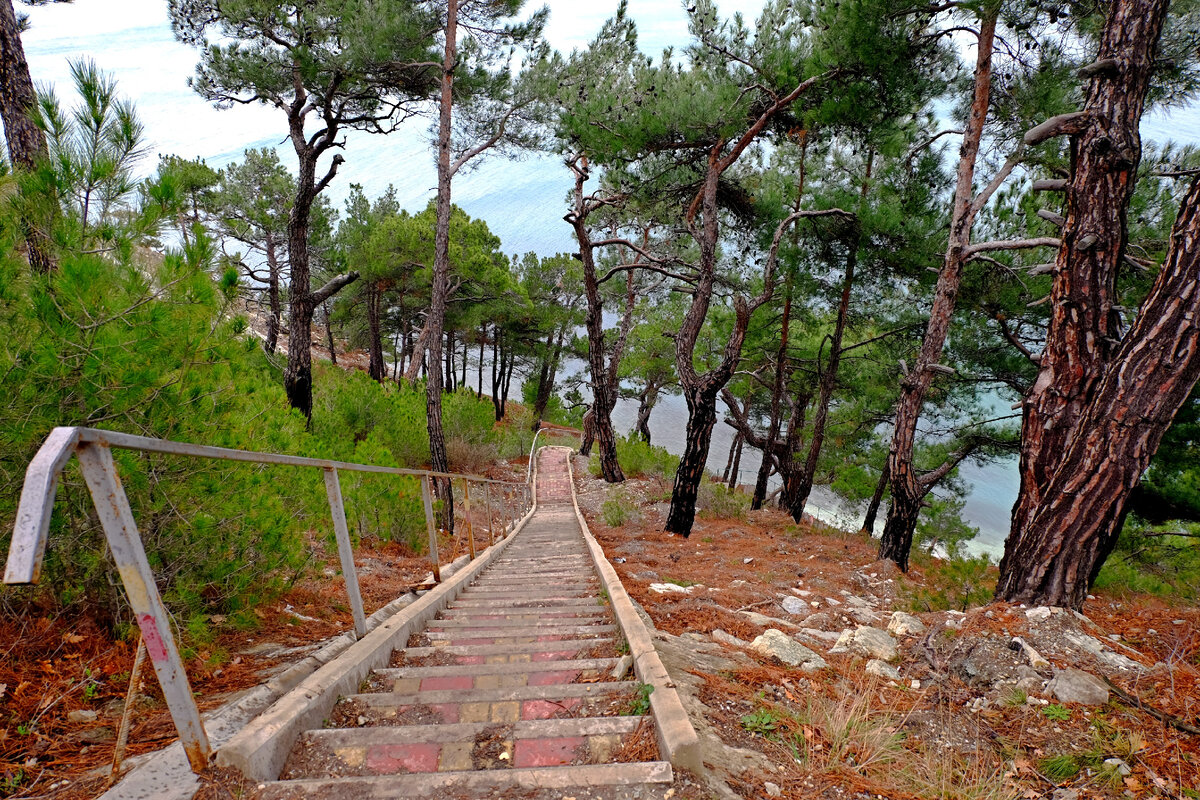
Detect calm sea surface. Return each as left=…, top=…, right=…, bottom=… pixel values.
left=22, top=2, right=1200, bottom=555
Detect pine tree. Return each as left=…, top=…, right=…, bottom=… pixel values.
left=169, top=0, right=441, bottom=419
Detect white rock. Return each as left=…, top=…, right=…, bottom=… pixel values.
left=829, top=626, right=899, bottom=661
left=1062, top=631, right=1143, bottom=671
left=611, top=654, right=634, bottom=680
left=1046, top=668, right=1109, bottom=706
left=712, top=629, right=747, bottom=648
left=743, top=557, right=754, bottom=564
left=824, top=597, right=842, bottom=606
left=649, top=582, right=691, bottom=594
left=750, top=629, right=828, bottom=671
left=781, top=596, right=810, bottom=616
left=887, top=612, right=926, bottom=637
left=1012, top=636, right=1051, bottom=669
left=764, top=782, right=782, bottom=798
left=1025, top=606, right=1055, bottom=622
left=1103, top=758, right=1132, bottom=777
left=865, top=659, right=901, bottom=680
left=910, top=679, right=921, bottom=690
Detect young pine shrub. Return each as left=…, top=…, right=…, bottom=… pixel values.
left=601, top=486, right=639, bottom=527
left=698, top=480, right=750, bottom=520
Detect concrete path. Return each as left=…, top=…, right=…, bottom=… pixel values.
left=255, top=448, right=673, bottom=798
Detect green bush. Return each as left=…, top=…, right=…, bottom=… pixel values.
left=698, top=480, right=750, bottom=520
left=614, top=434, right=678, bottom=479
left=1094, top=521, right=1200, bottom=602
left=906, top=554, right=995, bottom=612
left=0, top=228, right=319, bottom=623
left=601, top=486, right=639, bottom=527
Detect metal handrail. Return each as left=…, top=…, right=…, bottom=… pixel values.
left=2, top=426, right=534, bottom=773
left=526, top=425, right=584, bottom=485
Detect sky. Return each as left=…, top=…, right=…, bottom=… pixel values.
left=19, top=0, right=767, bottom=184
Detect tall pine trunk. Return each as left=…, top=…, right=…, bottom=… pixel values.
left=425, top=0, right=459, bottom=530
left=754, top=281, right=793, bottom=510
left=879, top=10, right=997, bottom=567
left=567, top=157, right=624, bottom=483
left=667, top=386, right=722, bottom=533
left=263, top=233, right=282, bottom=355
left=997, top=0, right=1175, bottom=607
left=862, top=459, right=889, bottom=534
left=634, top=384, right=658, bottom=444
left=0, top=0, right=55, bottom=275
left=283, top=155, right=320, bottom=420
left=790, top=243, right=856, bottom=521
left=997, top=175, right=1200, bottom=607
left=324, top=301, right=337, bottom=366
left=367, top=281, right=385, bottom=382
left=1008, top=0, right=1168, bottom=541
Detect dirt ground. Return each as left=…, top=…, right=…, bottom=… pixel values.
left=572, top=457, right=1200, bottom=800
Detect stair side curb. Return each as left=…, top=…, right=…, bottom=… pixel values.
left=563, top=451, right=703, bottom=776
left=214, top=500, right=537, bottom=782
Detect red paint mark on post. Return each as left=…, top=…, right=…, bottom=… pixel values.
left=138, top=614, right=170, bottom=663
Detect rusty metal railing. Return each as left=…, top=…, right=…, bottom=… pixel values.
left=2, top=427, right=533, bottom=773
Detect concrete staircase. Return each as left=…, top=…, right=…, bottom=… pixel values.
left=252, top=449, right=674, bottom=798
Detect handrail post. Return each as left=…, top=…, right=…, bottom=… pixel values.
left=323, top=467, right=366, bottom=639
left=483, top=484, right=493, bottom=545
left=421, top=475, right=441, bottom=583
left=463, top=479, right=475, bottom=560
left=76, top=443, right=211, bottom=773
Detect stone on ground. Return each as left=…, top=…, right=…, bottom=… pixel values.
left=750, top=629, right=827, bottom=671
left=1046, top=668, right=1109, bottom=705
left=886, top=612, right=925, bottom=637
left=829, top=626, right=899, bottom=662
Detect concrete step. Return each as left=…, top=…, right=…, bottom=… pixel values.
left=349, top=681, right=633, bottom=708
left=399, top=638, right=616, bottom=661
left=427, top=620, right=615, bottom=634
left=339, top=681, right=635, bottom=727
left=470, top=571, right=595, bottom=581
left=437, top=609, right=608, bottom=622
left=448, top=596, right=602, bottom=609
left=459, top=588, right=596, bottom=601
left=424, top=632, right=611, bottom=648
left=283, top=716, right=651, bottom=778
left=260, top=761, right=673, bottom=799
left=377, top=656, right=619, bottom=680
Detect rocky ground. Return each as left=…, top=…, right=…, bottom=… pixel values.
left=573, top=456, right=1200, bottom=800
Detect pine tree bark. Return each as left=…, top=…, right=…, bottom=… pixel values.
left=997, top=0, right=1176, bottom=607
left=727, top=430, right=743, bottom=490
left=878, top=10, right=997, bottom=567
left=367, top=280, right=385, bottom=382
left=634, top=384, right=659, bottom=444
left=531, top=329, right=559, bottom=430
left=754, top=279, right=793, bottom=510
left=862, top=459, right=889, bottom=534
left=566, top=156, right=624, bottom=482
left=790, top=241, right=856, bottom=521
left=0, top=0, right=55, bottom=274
left=263, top=233, right=283, bottom=354
left=477, top=329, right=484, bottom=399
left=579, top=407, right=595, bottom=456
left=997, top=174, right=1200, bottom=607
left=425, top=0, right=459, bottom=530
left=324, top=301, right=337, bottom=366
left=1009, top=0, right=1170, bottom=540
